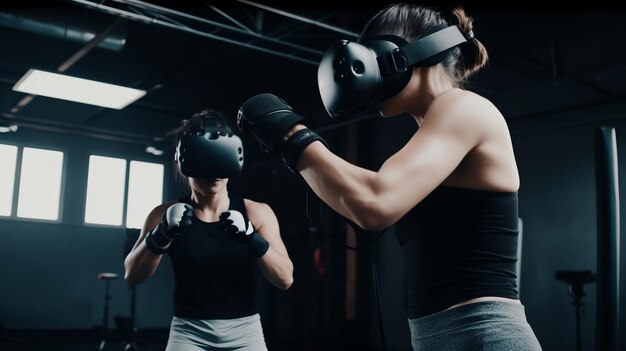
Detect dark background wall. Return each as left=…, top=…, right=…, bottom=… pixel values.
left=1, top=75, right=625, bottom=351
left=513, top=118, right=626, bottom=351
left=0, top=128, right=181, bottom=330
left=0, top=2, right=625, bottom=351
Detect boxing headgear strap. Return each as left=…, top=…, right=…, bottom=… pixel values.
left=385, top=25, right=467, bottom=74
left=317, top=25, right=468, bottom=119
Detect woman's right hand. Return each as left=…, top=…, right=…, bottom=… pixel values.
left=145, top=203, right=194, bottom=253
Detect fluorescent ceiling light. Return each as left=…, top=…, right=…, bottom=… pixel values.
left=13, top=69, right=146, bottom=109
left=145, top=146, right=164, bottom=156
left=0, top=124, right=18, bottom=133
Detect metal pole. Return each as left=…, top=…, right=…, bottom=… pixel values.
left=594, top=126, right=620, bottom=351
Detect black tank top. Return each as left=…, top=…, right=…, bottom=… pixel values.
left=167, top=193, right=257, bottom=319
left=395, top=186, right=519, bottom=319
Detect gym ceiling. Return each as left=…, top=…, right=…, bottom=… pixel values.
left=0, top=1, right=624, bottom=149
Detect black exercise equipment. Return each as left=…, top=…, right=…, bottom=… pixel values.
left=593, top=127, right=620, bottom=351
left=555, top=270, right=596, bottom=351
left=116, top=228, right=141, bottom=351
left=97, top=272, right=119, bottom=351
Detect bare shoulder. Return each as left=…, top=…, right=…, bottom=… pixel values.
left=425, top=88, right=504, bottom=128
left=243, top=198, right=275, bottom=218
left=243, top=198, right=278, bottom=232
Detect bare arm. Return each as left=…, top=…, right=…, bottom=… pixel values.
left=297, top=93, right=485, bottom=231
left=124, top=201, right=175, bottom=287
left=246, top=199, right=294, bottom=290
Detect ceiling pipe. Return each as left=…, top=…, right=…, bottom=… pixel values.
left=0, top=11, right=126, bottom=51
left=236, top=0, right=360, bottom=39
left=111, top=0, right=324, bottom=55
left=71, top=0, right=319, bottom=65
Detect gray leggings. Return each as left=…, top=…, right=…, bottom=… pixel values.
left=408, top=301, right=542, bottom=351
left=165, top=314, right=267, bottom=351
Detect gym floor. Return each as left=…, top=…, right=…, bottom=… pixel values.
left=0, top=329, right=367, bottom=351
left=0, top=329, right=169, bottom=351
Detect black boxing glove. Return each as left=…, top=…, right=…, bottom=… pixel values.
left=236, top=93, right=311, bottom=153
left=237, top=93, right=328, bottom=172
left=219, top=210, right=269, bottom=258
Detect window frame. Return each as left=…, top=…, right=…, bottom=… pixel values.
left=83, top=154, right=130, bottom=228
left=0, top=143, right=67, bottom=223
left=125, top=160, right=165, bottom=230
left=83, top=154, right=165, bottom=229
left=0, top=141, right=166, bottom=227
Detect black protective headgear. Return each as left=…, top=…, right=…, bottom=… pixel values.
left=175, top=113, right=244, bottom=179
left=317, top=25, right=469, bottom=119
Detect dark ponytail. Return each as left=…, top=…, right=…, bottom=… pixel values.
left=360, top=3, right=489, bottom=85
left=447, top=6, right=489, bottom=79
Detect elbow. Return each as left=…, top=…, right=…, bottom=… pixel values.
left=357, top=219, right=393, bottom=232
left=123, top=261, right=137, bottom=287
left=124, top=264, right=147, bottom=287
left=124, top=271, right=140, bottom=288
left=283, top=276, right=294, bottom=290
left=345, top=191, right=397, bottom=231
left=272, top=270, right=294, bottom=291
left=278, top=277, right=294, bottom=291
left=352, top=203, right=396, bottom=232
left=123, top=254, right=146, bottom=287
